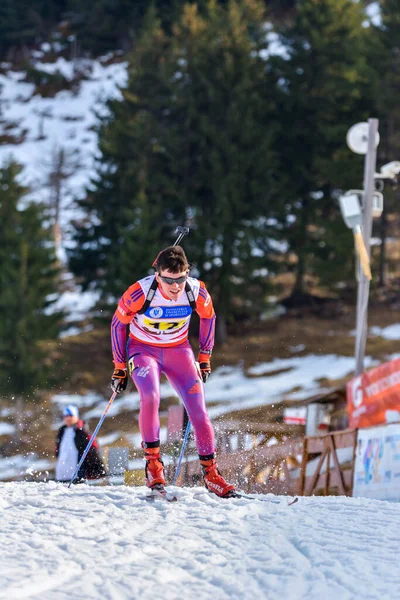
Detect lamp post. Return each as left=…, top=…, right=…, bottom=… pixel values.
left=341, top=119, right=379, bottom=376
left=355, top=119, right=379, bottom=376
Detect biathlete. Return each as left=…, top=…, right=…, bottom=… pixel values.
left=110, top=245, right=235, bottom=497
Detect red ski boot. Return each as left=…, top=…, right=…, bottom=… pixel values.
left=200, top=457, right=235, bottom=498
left=144, top=446, right=166, bottom=489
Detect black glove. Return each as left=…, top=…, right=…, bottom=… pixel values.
left=199, top=361, right=211, bottom=383
left=198, top=352, right=211, bottom=383
left=111, top=368, right=128, bottom=393
left=200, top=361, right=211, bottom=383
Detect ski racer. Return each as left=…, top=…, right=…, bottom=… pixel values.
left=110, top=245, right=235, bottom=497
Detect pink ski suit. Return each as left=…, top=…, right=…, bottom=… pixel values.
left=111, top=275, right=216, bottom=455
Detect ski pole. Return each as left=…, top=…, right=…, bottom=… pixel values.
left=68, top=390, right=118, bottom=488
left=173, top=419, right=191, bottom=485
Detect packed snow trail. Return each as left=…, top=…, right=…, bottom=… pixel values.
left=0, top=483, right=399, bottom=600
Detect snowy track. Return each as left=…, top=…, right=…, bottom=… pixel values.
left=0, top=483, right=399, bottom=600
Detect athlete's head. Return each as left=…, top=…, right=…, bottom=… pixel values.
left=63, top=404, right=79, bottom=426
left=155, top=246, right=189, bottom=273
left=155, top=246, right=189, bottom=301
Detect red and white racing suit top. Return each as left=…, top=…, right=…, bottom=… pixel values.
left=111, top=275, right=215, bottom=369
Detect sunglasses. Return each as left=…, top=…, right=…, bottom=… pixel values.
left=158, top=274, right=188, bottom=285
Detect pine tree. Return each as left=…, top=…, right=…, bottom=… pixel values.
left=170, top=1, right=282, bottom=340
left=65, top=0, right=184, bottom=55
left=0, top=0, right=22, bottom=55
left=268, top=0, right=378, bottom=299
left=0, top=0, right=68, bottom=57
left=372, top=1, right=400, bottom=288
left=68, top=1, right=282, bottom=341
left=68, top=7, right=185, bottom=296
left=0, top=162, right=63, bottom=409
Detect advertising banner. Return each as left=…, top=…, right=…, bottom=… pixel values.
left=283, top=407, right=307, bottom=425
left=347, top=358, right=400, bottom=428
left=353, top=423, right=400, bottom=502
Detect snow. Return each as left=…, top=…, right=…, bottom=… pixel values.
left=0, top=455, right=53, bottom=481
left=370, top=324, right=400, bottom=340
left=365, top=2, right=381, bottom=27
left=0, top=422, right=15, bottom=436
left=49, top=288, right=101, bottom=324
left=0, top=55, right=128, bottom=320
left=0, top=483, right=398, bottom=600
left=0, top=57, right=128, bottom=246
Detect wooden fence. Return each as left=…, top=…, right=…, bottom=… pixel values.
left=298, top=428, right=357, bottom=496
left=167, top=427, right=358, bottom=497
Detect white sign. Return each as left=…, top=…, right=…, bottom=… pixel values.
left=353, top=423, right=400, bottom=502
left=283, top=407, right=307, bottom=425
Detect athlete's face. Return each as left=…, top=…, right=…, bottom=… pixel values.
left=156, top=269, right=188, bottom=301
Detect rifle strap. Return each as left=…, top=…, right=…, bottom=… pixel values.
left=137, top=278, right=197, bottom=314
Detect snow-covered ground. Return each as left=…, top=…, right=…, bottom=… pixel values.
left=0, top=482, right=398, bottom=600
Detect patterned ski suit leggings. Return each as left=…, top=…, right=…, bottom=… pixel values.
left=127, top=339, right=215, bottom=456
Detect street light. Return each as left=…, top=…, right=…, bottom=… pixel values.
left=342, top=119, right=379, bottom=376
left=341, top=121, right=400, bottom=376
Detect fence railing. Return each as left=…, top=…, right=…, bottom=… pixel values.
left=298, top=429, right=357, bottom=496
left=166, top=427, right=358, bottom=497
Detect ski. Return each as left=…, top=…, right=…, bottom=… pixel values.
left=137, top=487, right=297, bottom=505
left=224, top=491, right=299, bottom=506
left=150, top=487, right=178, bottom=503
left=136, top=484, right=178, bottom=503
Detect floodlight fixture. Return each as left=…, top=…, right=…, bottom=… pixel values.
left=346, top=122, right=380, bottom=155
left=339, top=189, right=384, bottom=225
left=339, top=191, right=363, bottom=229
left=339, top=190, right=372, bottom=281
left=374, top=161, right=400, bottom=180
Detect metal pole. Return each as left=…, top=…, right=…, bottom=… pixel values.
left=173, top=420, right=191, bottom=485
left=68, top=390, right=118, bottom=488
left=354, top=118, right=379, bottom=376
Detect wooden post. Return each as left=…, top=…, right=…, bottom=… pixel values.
left=329, top=434, right=347, bottom=495
left=324, top=444, right=331, bottom=496
left=307, top=448, right=328, bottom=496
left=299, top=437, right=308, bottom=495
left=350, top=429, right=358, bottom=497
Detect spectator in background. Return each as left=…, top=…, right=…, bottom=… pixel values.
left=55, top=405, right=106, bottom=483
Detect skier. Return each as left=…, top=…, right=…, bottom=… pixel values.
left=110, top=245, right=235, bottom=497
left=55, top=405, right=106, bottom=483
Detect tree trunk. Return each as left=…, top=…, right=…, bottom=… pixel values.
left=293, top=250, right=305, bottom=294
left=215, top=313, right=228, bottom=345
